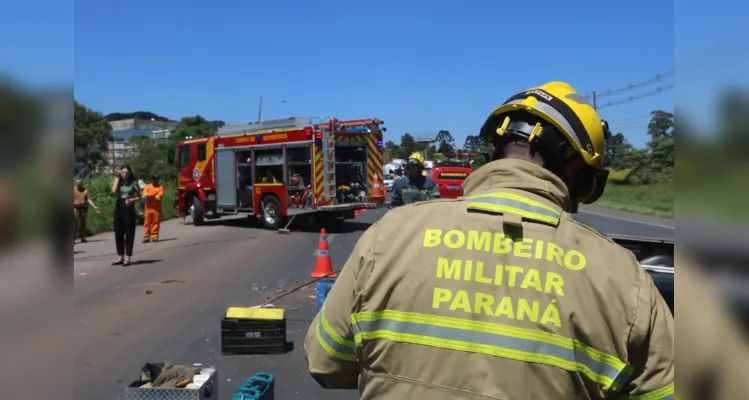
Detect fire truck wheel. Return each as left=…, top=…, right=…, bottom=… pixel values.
left=261, top=196, right=285, bottom=230
left=191, top=196, right=205, bottom=226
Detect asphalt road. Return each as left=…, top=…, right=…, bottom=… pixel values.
left=74, top=205, right=673, bottom=400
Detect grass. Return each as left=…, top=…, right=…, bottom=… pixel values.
left=596, top=181, right=674, bottom=219
left=83, top=175, right=179, bottom=235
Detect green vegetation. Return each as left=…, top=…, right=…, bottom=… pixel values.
left=74, top=101, right=226, bottom=235
left=597, top=181, right=674, bottom=218
left=83, top=174, right=178, bottom=235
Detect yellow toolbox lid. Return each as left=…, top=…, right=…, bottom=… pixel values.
left=225, top=307, right=285, bottom=320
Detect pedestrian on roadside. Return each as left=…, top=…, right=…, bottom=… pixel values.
left=137, top=174, right=147, bottom=219
left=142, top=174, right=164, bottom=243
left=111, top=165, right=141, bottom=266
left=74, top=178, right=101, bottom=243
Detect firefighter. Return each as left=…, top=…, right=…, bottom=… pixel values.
left=389, top=152, right=440, bottom=207
left=137, top=174, right=147, bottom=219
left=304, top=82, right=674, bottom=399
left=73, top=178, right=100, bottom=243
left=142, top=174, right=164, bottom=243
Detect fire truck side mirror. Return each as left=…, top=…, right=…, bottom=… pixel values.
left=167, top=149, right=175, bottom=165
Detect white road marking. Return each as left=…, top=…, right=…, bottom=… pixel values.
left=578, top=209, right=674, bottom=230
left=313, top=234, right=336, bottom=255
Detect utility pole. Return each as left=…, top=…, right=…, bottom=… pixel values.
left=257, top=96, right=263, bottom=122
left=592, top=91, right=597, bottom=110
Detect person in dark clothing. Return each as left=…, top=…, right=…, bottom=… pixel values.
left=111, top=165, right=141, bottom=266
left=390, top=152, right=440, bottom=207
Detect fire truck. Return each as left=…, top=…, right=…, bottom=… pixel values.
left=430, top=152, right=477, bottom=198
left=168, top=117, right=387, bottom=230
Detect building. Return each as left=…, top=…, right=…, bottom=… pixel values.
left=108, top=118, right=179, bottom=166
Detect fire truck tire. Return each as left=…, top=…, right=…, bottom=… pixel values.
left=191, top=196, right=205, bottom=226
left=261, top=196, right=285, bottom=230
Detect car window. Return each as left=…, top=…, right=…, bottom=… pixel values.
left=384, top=175, right=393, bottom=180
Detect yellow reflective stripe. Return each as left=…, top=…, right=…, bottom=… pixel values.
left=321, top=307, right=355, bottom=348
left=625, top=383, right=675, bottom=400
left=474, top=192, right=561, bottom=215
left=467, top=192, right=561, bottom=225
left=467, top=202, right=559, bottom=225
left=351, top=310, right=631, bottom=390
left=315, top=306, right=356, bottom=362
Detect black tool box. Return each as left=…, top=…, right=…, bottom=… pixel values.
left=221, top=307, right=288, bottom=355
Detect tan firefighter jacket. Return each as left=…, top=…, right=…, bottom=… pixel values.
left=304, top=158, right=674, bottom=400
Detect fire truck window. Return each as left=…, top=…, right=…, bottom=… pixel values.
left=255, top=149, right=284, bottom=184
left=255, top=168, right=283, bottom=184
left=236, top=151, right=250, bottom=164
left=336, top=146, right=367, bottom=162
left=178, top=146, right=190, bottom=168
left=198, top=144, right=207, bottom=161
left=287, top=146, right=311, bottom=163
left=287, top=146, right=312, bottom=190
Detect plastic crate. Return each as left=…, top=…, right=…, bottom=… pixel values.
left=232, top=372, right=275, bottom=399
left=315, top=279, right=336, bottom=311
left=221, top=308, right=287, bottom=355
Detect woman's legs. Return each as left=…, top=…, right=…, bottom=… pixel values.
left=124, top=204, right=136, bottom=260
left=113, top=203, right=125, bottom=261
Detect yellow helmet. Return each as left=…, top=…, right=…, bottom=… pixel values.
left=407, top=152, right=425, bottom=166
left=479, top=82, right=612, bottom=204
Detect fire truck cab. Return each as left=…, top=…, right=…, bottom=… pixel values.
left=168, top=117, right=387, bottom=230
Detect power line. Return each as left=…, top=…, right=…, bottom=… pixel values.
left=596, top=84, right=673, bottom=110
left=585, top=71, right=673, bottom=101
left=609, top=115, right=652, bottom=123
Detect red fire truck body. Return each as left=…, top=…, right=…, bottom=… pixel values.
left=171, top=117, right=386, bottom=230
left=430, top=152, right=477, bottom=198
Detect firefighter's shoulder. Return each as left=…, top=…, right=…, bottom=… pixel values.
left=561, top=213, right=643, bottom=273
left=383, top=198, right=462, bottom=218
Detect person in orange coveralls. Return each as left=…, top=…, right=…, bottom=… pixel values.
left=142, top=174, right=164, bottom=243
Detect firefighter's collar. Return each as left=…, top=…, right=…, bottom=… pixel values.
left=462, top=159, right=570, bottom=210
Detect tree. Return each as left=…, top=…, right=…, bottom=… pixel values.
left=105, top=111, right=175, bottom=122
left=462, top=135, right=484, bottom=152
left=74, top=100, right=114, bottom=174
left=384, top=140, right=401, bottom=161
left=435, top=130, right=455, bottom=153
left=622, top=110, right=675, bottom=184
left=399, top=133, right=416, bottom=159
left=603, top=132, right=633, bottom=169
left=168, top=115, right=223, bottom=145
left=123, top=136, right=177, bottom=181
left=646, top=110, right=675, bottom=179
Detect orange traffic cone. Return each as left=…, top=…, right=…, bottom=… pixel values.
left=319, top=228, right=327, bottom=242
left=369, top=174, right=385, bottom=203
left=311, top=229, right=337, bottom=278
left=354, top=209, right=361, bottom=217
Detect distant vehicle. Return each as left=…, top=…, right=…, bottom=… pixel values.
left=383, top=174, right=395, bottom=191
left=431, top=160, right=473, bottom=198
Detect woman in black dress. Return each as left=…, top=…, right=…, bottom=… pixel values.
left=111, top=165, right=141, bottom=266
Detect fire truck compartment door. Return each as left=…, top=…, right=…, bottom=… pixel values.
left=216, top=149, right=236, bottom=207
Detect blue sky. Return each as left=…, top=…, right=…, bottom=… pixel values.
left=9, top=0, right=719, bottom=150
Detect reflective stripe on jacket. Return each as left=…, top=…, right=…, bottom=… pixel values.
left=304, top=158, right=674, bottom=400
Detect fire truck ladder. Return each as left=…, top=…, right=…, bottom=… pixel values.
left=322, top=122, right=337, bottom=201
left=311, top=117, right=337, bottom=201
